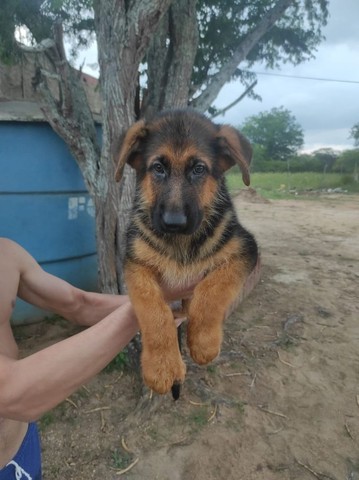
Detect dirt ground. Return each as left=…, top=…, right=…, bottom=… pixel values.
left=16, top=192, right=359, bottom=480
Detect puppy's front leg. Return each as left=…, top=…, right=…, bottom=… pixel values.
left=187, top=258, right=248, bottom=365
left=125, top=262, right=186, bottom=394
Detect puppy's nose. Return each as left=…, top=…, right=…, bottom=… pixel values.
left=161, top=211, right=188, bottom=232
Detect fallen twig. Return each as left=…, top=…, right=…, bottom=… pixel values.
left=167, top=436, right=190, bottom=448
left=100, top=411, right=106, bottom=432
left=112, top=372, right=124, bottom=384
left=277, top=351, right=296, bottom=368
left=189, top=400, right=209, bottom=406
left=344, top=422, right=354, bottom=440
left=268, top=427, right=284, bottom=435
left=121, top=437, right=133, bottom=454
left=65, top=398, right=78, bottom=409
left=295, top=458, right=337, bottom=480
left=258, top=405, right=288, bottom=419
left=114, top=457, right=139, bottom=475
left=84, top=406, right=110, bottom=414
left=208, top=404, right=218, bottom=422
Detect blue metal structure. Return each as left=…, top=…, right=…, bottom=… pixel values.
left=0, top=119, right=98, bottom=324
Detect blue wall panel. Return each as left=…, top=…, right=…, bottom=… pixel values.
left=0, top=121, right=99, bottom=324
left=0, top=122, right=88, bottom=192
left=0, top=194, right=96, bottom=262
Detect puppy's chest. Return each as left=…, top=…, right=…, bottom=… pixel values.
left=126, top=226, right=240, bottom=287
left=127, top=235, right=203, bottom=282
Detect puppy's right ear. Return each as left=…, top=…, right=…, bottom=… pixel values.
left=115, top=120, right=147, bottom=182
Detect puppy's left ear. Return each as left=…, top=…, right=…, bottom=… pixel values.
left=115, top=120, right=147, bottom=182
left=216, top=125, right=252, bottom=186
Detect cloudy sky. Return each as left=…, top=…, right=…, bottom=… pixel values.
left=79, top=0, right=358, bottom=153
left=214, top=0, right=359, bottom=152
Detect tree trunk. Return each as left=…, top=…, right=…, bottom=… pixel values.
left=143, top=0, right=198, bottom=117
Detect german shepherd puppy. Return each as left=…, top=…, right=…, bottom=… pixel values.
left=115, top=109, right=258, bottom=396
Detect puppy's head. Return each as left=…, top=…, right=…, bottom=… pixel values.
left=115, top=110, right=252, bottom=235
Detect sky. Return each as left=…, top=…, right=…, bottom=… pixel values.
left=78, top=0, right=359, bottom=153
left=214, top=0, right=359, bottom=152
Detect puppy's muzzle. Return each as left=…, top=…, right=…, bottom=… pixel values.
left=153, top=203, right=203, bottom=235
left=161, top=210, right=188, bottom=233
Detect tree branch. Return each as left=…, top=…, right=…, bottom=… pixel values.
left=210, top=80, right=258, bottom=119
left=27, top=23, right=100, bottom=191
left=191, top=0, right=295, bottom=112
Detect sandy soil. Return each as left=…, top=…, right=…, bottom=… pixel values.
left=15, top=193, right=359, bottom=480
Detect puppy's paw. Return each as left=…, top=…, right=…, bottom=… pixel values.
left=187, top=324, right=222, bottom=365
left=142, top=349, right=186, bottom=395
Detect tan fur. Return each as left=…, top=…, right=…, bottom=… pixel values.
left=216, top=125, right=252, bottom=184
left=115, top=120, right=146, bottom=182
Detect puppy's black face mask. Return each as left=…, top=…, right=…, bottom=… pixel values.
left=116, top=110, right=253, bottom=238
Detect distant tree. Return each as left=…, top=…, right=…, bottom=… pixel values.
left=349, top=123, right=359, bottom=147
left=334, top=149, right=359, bottom=181
left=311, top=148, right=338, bottom=173
left=241, top=107, right=304, bottom=161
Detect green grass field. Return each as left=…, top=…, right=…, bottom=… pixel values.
left=226, top=169, right=359, bottom=199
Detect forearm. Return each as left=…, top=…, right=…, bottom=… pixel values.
left=18, top=265, right=129, bottom=327
left=0, top=303, right=138, bottom=422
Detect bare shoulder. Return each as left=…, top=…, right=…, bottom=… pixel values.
left=0, top=238, right=38, bottom=273
left=0, top=237, right=19, bottom=253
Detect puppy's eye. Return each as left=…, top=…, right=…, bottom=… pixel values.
left=193, top=164, right=206, bottom=176
left=152, top=161, right=166, bottom=176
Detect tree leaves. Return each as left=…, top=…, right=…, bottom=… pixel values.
left=241, top=107, right=304, bottom=161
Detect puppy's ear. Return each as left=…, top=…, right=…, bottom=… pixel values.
left=115, top=120, right=148, bottom=182
left=216, top=125, right=252, bottom=186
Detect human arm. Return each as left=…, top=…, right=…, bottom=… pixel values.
left=0, top=301, right=138, bottom=422
left=11, top=238, right=195, bottom=326
left=0, top=287, right=195, bottom=422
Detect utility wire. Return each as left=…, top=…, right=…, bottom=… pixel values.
left=242, top=70, right=359, bottom=85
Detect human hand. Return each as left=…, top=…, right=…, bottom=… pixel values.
left=160, top=276, right=204, bottom=328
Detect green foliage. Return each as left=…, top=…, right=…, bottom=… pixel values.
left=310, top=148, right=338, bottom=170
left=111, top=449, right=133, bottom=470
left=0, top=0, right=94, bottom=64
left=188, top=406, right=208, bottom=427
left=39, top=411, right=55, bottom=430
left=42, top=0, right=95, bottom=57
left=241, top=107, right=304, bottom=161
left=103, top=351, right=128, bottom=373
left=333, top=149, right=359, bottom=174
left=226, top=171, right=359, bottom=198
left=252, top=148, right=357, bottom=178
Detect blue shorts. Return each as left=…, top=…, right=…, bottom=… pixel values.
left=0, top=423, right=41, bottom=480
